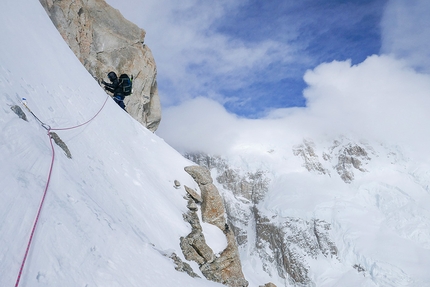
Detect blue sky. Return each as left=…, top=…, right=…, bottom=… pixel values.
left=107, top=0, right=388, bottom=118
left=212, top=0, right=387, bottom=116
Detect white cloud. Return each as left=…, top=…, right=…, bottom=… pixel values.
left=301, top=56, right=430, bottom=144
left=108, top=0, right=430, bottom=162
left=157, top=55, right=430, bottom=161
left=156, top=97, right=240, bottom=154
left=381, top=0, right=430, bottom=73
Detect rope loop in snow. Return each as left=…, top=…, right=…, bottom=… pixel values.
left=14, top=94, right=109, bottom=287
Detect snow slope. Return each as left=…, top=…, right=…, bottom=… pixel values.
left=0, top=1, right=223, bottom=286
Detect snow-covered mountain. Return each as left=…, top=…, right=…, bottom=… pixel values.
left=187, top=136, right=430, bottom=286
left=2, top=1, right=430, bottom=287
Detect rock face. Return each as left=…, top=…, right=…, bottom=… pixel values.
left=293, top=138, right=372, bottom=183
left=293, top=140, right=329, bottom=175
left=185, top=153, right=270, bottom=247
left=169, top=252, right=201, bottom=278
left=184, top=185, right=203, bottom=203
left=185, top=153, right=339, bottom=286
left=253, top=208, right=338, bottom=286
left=39, top=0, right=161, bottom=131
left=181, top=208, right=216, bottom=266
left=185, top=166, right=226, bottom=229
left=331, top=141, right=370, bottom=183
left=182, top=165, right=249, bottom=287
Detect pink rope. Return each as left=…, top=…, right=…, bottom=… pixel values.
left=14, top=130, right=55, bottom=287
left=51, top=94, right=110, bottom=131
left=14, top=94, right=110, bottom=286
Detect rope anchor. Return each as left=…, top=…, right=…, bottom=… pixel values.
left=42, top=123, right=51, bottom=131
left=14, top=94, right=109, bottom=287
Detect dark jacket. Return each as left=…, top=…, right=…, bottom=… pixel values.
left=103, top=79, right=123, bottom=99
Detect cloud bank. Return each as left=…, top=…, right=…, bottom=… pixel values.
left=106, top=0, right=430, bottom=161
left=157, top=55, right=430, bottom=159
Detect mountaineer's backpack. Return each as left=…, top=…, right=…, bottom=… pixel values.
left=119, top=74, right=132, bottom=96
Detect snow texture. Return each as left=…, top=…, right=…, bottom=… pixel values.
left=0, top=1, right=223, bottom=286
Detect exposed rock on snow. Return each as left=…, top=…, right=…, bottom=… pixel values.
left=169, top=252, right=201, bottom=278
left=50, top=132, right=72, bottom=159
left=182, top=165, right=249, bottom=287
left=185, top=153, right=269, bottom=246
left=187, top=197, right=199, bottom=211
left=181, top=208, right=216, bottom=265
left=185, top=166, right=225, bottom=229
left=10, top=105, right=28, bottom=121
left=331, top=141, right=370, bottom=183
left=253, top=208, right=338, bottom=286
left=39, top=0, right=161, bottom=131
left=174, top=179, right=181, bottom=189
left=293, top=139, right=329, bottom=175
left=185, top=185, right=203, bottom=203
left=11, top=105, right=72, bottom=158
left=186, top=153, right=269, bottom=203
left=185, top=153, right=340, bottom=287
left=293, top=138, right=372, bottom=183
left=353, top=263, right=365, bottom=273
left=185, top=165, right=213, bottom=185
left=217, top=168, right=269, bottom=204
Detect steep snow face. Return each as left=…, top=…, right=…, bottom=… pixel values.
left=0, top=1, right=224, bottom=287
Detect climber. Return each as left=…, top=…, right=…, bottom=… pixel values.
left=100, top=71, right=126, bottom=111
